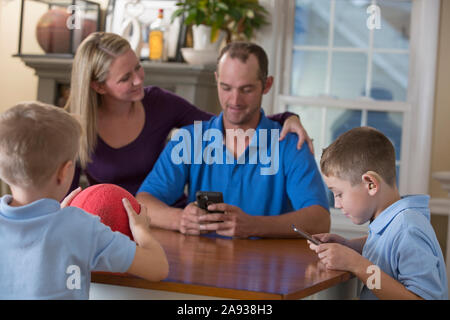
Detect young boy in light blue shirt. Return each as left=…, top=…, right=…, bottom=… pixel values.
left=0, top=102, right=168, bottom=299
left=309, top=126, right=447, bottom=299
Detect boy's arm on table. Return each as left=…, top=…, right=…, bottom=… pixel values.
left=123, top=198, right=169, bottom=281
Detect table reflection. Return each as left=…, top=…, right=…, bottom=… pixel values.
left=149, top=228, right=349, bottom=297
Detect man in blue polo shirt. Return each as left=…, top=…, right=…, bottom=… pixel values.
left=137, top=42, right=330, bottom=238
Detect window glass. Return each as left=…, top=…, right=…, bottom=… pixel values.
left=371, top=53, right=409, bottom=101
left=291, top=50, right=328, bottom=97
left=334, top=0, right=370, bottom=48
left=289, top=0, right=411, bottom=207
left=330, top=52, right=367, bottom=99
left=373, top=0, right=411, bottom=49
left=294, top=0, right=330, bottom=46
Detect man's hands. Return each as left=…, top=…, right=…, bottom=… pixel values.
left=178, top=202, right=208, bottom=235
left=179, top=202, right=254, bottom=238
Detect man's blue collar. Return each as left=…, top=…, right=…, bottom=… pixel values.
left=211, top=109, right=269, bottom=133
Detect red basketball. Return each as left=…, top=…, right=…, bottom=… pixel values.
left=35, top=8, right=98, bottom=53
left=36, top=8, right=71, bottom=53
left=69, top=184, right=140, bottom=240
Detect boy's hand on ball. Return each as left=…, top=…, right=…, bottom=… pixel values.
left=123, top=198, right=150, bottom=240
left=60, top=187, right=82, bottom=208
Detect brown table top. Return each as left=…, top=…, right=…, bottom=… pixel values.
left=92, top=228, right=353, bottom=300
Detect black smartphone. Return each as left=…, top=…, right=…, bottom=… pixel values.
left=196, top=191, right=224, bottom=213
left=292, top=224, right=322, bottom=245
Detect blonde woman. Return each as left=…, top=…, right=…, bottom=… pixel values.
left=66, top=32, right=311, bottom=201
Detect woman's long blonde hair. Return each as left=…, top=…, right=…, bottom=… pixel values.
left=65, top=32, right=131, bottom=167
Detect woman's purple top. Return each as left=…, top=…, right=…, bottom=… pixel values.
left=70, top=86, right=294, bottom=198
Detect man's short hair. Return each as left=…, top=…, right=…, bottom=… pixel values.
left=0, top=102, right=82, bottom=188
left=320, top=127, right=397, bottom=187
left=217, top=41, right=268, bottom=85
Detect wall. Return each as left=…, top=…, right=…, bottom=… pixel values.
left=429, top=0, right=450, bottom=253
left=0, top=0, right=37, bottom=112
left=0, top=0, right=108, bottom=113
left=430, top=0, right=450, bottom=197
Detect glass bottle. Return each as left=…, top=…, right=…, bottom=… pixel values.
left=148, top=8, right=166, bottom=61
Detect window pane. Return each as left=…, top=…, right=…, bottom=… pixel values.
left=371, top=53, right=409, bottom=101
left=367, top=111, right=403, bottom=161
left=333, top=0, right=369, bottom=48
left=287, top=105, right=323, bottom=157
left=294, top=0, right=330, bottom=46
left=330, top=52, right=367, bottom=99
left=367, top=111, right=403, bottom=187
left=373, top=0, right=411, bottom=50
left=326, top=108, right=362, bottom=145
left=287, top=0, right=411, bottom=199
left=291, top=50, right=328, bottom=96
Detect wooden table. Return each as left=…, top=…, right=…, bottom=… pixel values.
left=91, top=228, right=356, bottom=300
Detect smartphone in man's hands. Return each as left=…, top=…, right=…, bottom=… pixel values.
left=196, top=191, right=224, bottom=213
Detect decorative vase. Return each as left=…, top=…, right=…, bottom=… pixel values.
left=192, top=25, right=225, bottom=51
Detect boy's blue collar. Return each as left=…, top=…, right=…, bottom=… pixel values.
left=369, top=195, right=430, bottom=234
left=0, top=195, right=61, bottom=220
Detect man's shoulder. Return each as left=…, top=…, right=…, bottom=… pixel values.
left=259, top=114, right=283, bottom=130
left=259, top=115, right=302, bottom=147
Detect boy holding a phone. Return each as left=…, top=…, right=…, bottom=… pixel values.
left=309, top=126, right=447, bottom=299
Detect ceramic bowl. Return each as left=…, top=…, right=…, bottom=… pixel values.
left=181, top=48, right=218, bottom=66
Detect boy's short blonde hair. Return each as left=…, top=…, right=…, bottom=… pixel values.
left=0, top=102, right=82, bottom=188
left=320, top=126, right=397, bottom=187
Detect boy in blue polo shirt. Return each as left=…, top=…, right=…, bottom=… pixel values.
left=0, top=102, right=168, bottom=299
left=309, top=126, right=447, bottom=299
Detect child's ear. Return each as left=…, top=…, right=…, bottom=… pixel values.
left=56, top=160, right=74, bottom=185
left=362, top=171, right=379, bottom=196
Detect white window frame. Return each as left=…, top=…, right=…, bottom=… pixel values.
left=267, top=0, right=440, bottom=196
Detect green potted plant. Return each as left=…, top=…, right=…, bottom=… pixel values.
left=172, top=0, right=269, bottom=48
